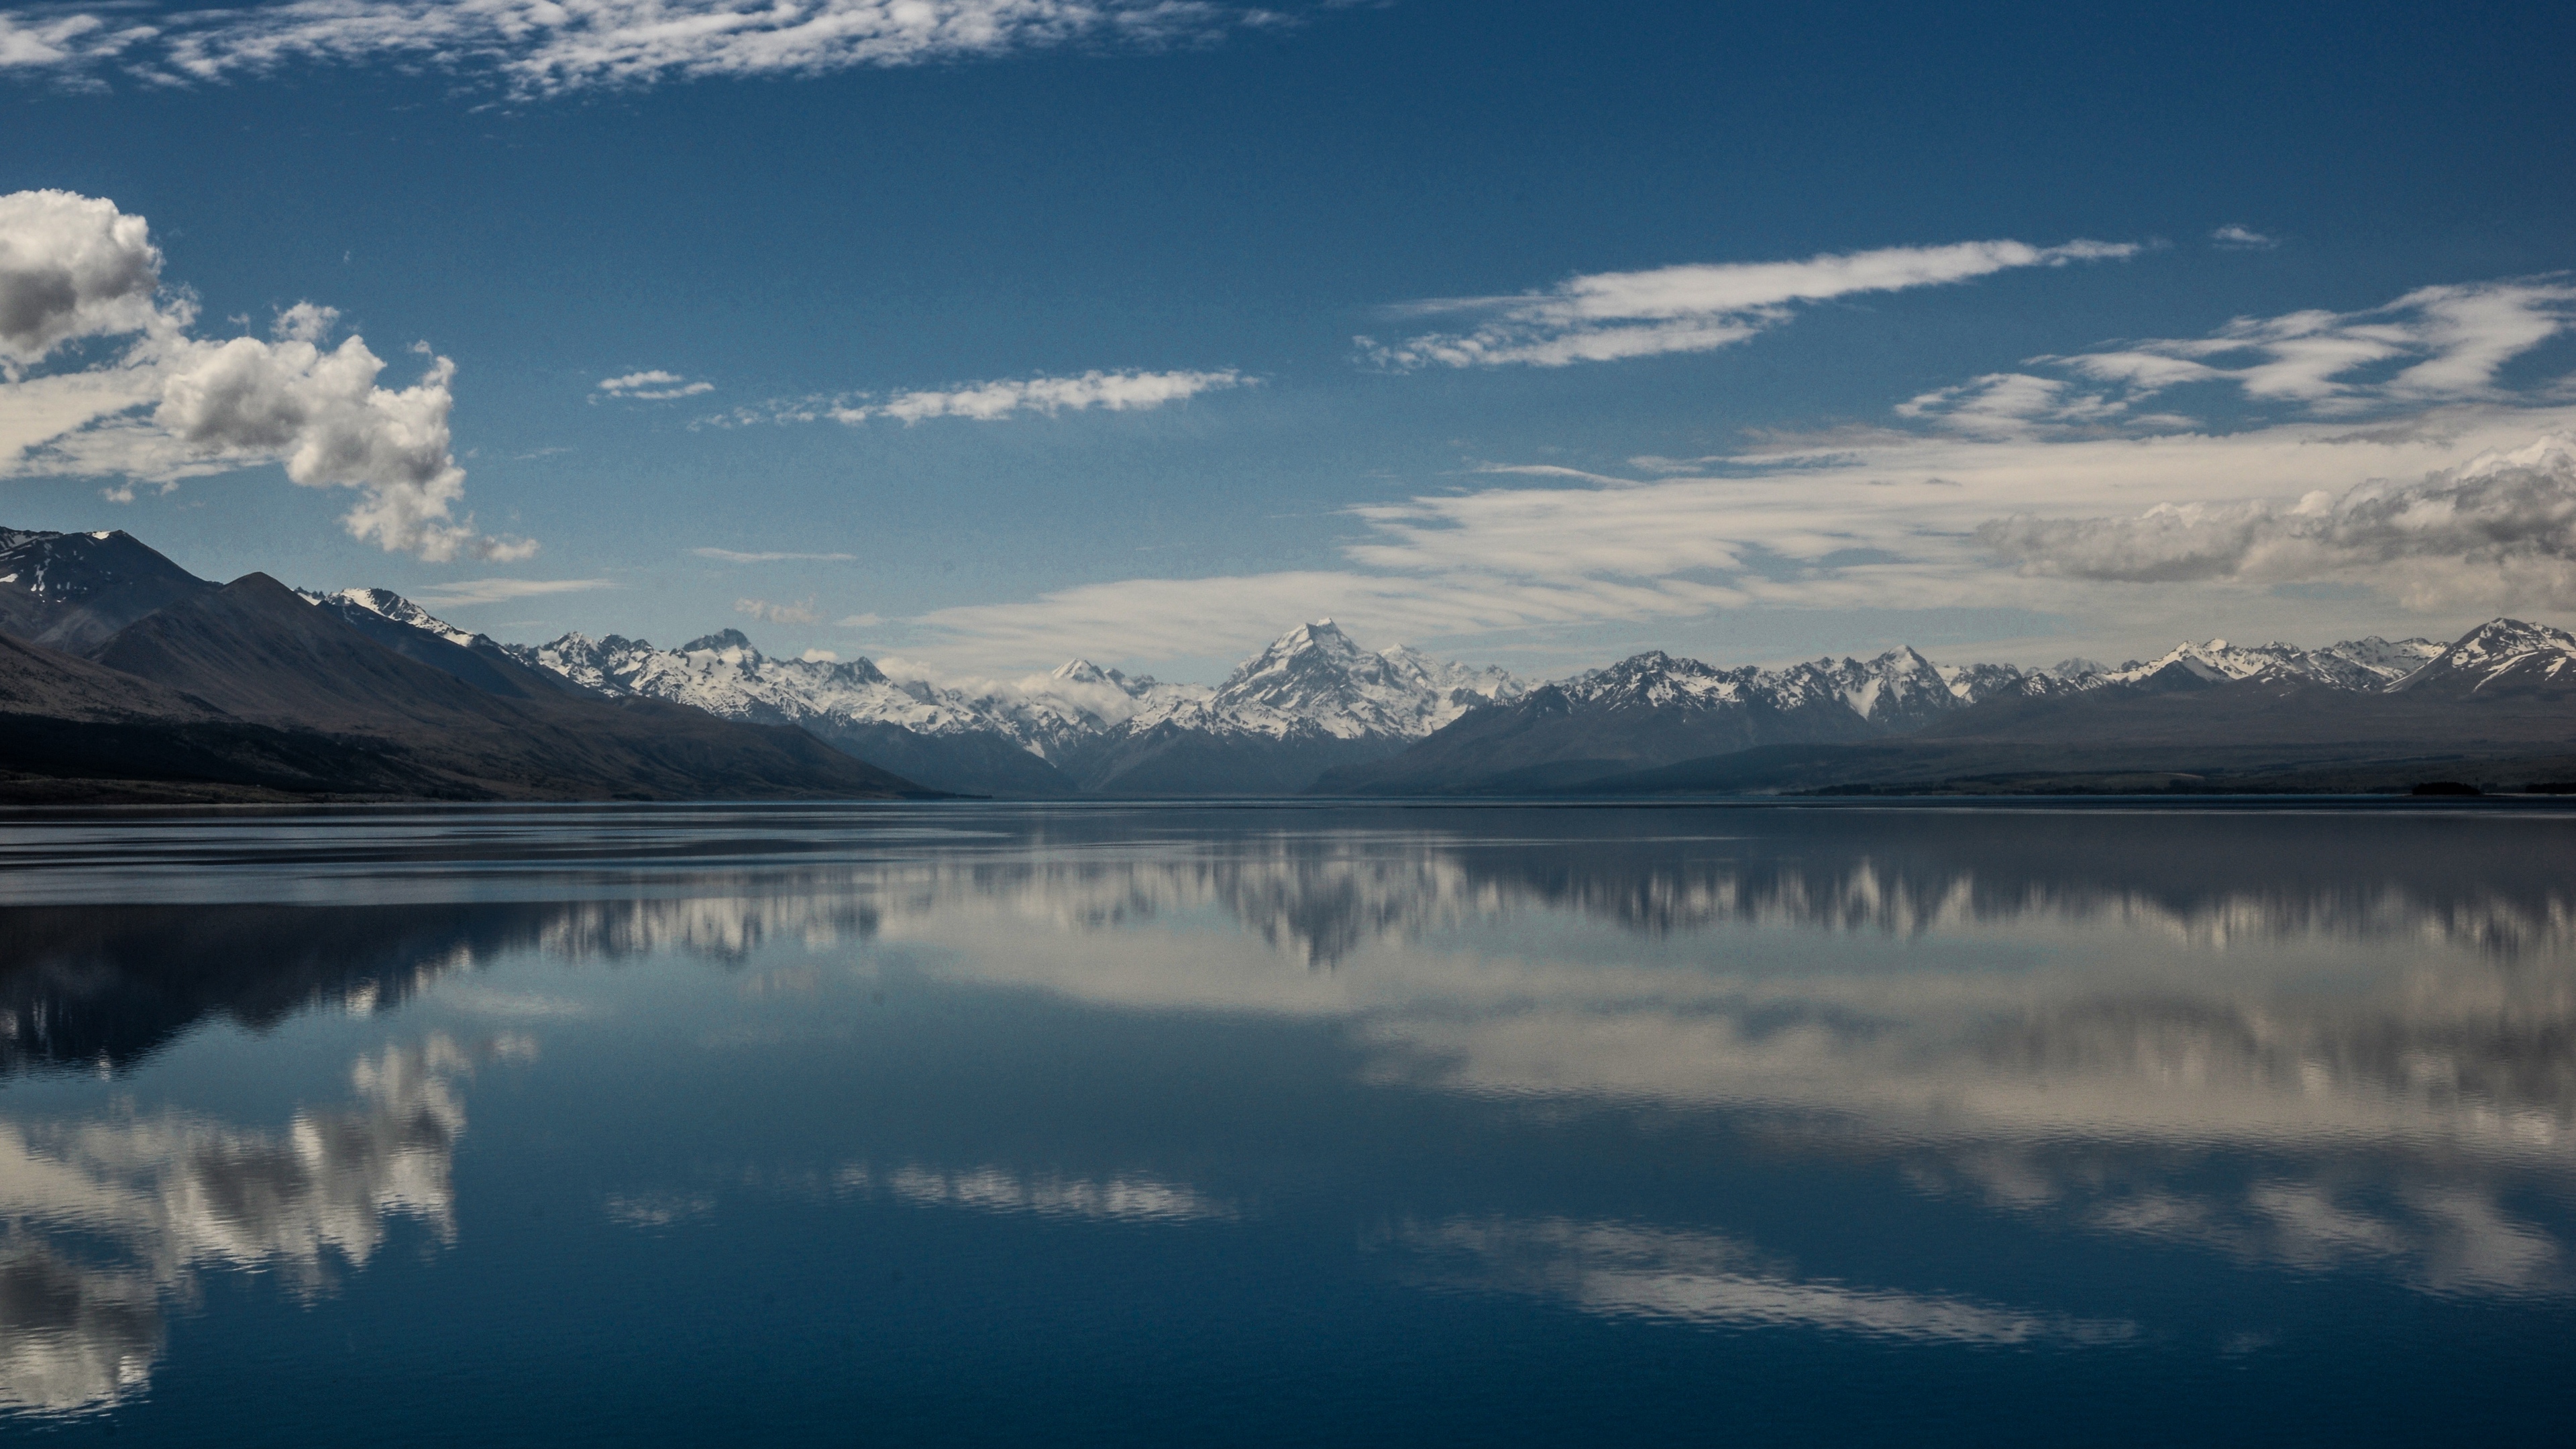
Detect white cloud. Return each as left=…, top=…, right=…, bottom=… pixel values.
left=0, top=189, right=174, bottom=372
left=0, top=12, right=113, bottom=72
left=270, top=301, right=339, bottom=343
left=1894, top=372, right=2132, bottom=439
left=405, top=576, right=612, bottom=607
left=1, top=1, right=1267, bottom=97
left=800, top=647, right=839, bottom=662
left=0, top=190, right=530, bottom=562
left=1978, top=433, right=2576, bottom=608
left=597, top=368, right=713, bottom=400
left=1360, top=239, right=2140, bottom=370
left=2211, top=224, right=2279, bottom=250
left=692, top=547, right=857, bottom=562
left=906, top=401, right=2576, bottom=670
left=835, top=611, right=885, bottom=628
left=832, top=368, right=1245, bottom=424
left=2055, top=278, right=2576, bottom=413
left=735, top=595, right=822, bottom=625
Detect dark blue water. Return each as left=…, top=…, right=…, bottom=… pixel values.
left=0, top=802, right=2570, bottom=1444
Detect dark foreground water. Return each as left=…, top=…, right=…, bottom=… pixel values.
left=0, top=801, right=2571, bottom=1445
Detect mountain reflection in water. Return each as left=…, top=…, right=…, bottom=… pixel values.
left=0, top=803, right=2569, bottom=1438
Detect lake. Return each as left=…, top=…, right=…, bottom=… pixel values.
left=0, top=800, right=2571, bottom=1444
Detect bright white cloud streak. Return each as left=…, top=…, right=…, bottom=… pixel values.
left=837, top=368, right=1246, bottom=423
left=1361, top=239, right=2140, bottom=370
left=692, top=547, right=857, bottom=562
left=408, top=576, right=613, bottom=607
left=2049, top=279, right=2576, bottom=414
left=596, top=369, right=712, bottom=400
left=710, top=368, right=1247, bottom=427
left=0, top=1, right=1265, bottom=96
left=0, top=190, right=532, bottom=562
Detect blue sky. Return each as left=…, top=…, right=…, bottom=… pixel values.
left=6, top=0, right=2576, bottom=683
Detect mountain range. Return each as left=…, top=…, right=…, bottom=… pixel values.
left=1, top=521, right=2570, bottom=800
left=0, top=529, right=924, bottom=803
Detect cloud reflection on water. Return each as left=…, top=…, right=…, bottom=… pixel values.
left=0, top=1034, right=513, bottom=1415
left=1, top=806, right=2572, bottom=1409
left=1390, top=1216, right=2137, bottom=1346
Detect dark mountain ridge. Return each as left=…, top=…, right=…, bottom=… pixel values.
left=0, top=529, right=933, bottom=802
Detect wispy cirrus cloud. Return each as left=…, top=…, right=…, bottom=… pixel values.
left=0, top=1, right=1282, bottom=97
left=712, top=367, right=1247, bottom=427
left=2211, top=224, right=2279, bottom=251
left=895, top=276, right=2576, bottom=670
left=902, top=394, right=2576, bottom=665
left=692, top=547, right=857, bottom=563
left=409, top=576, right=612, bottom=607
left=1894, top=278, right=2576, bottom=438
left=1358, top=239, right=2141, bottom=370
left=596, top=369, right=711, bottom=400
left=2054, top=278, right=2576, bottom=413
left=735, top=595, right=822, bottom=625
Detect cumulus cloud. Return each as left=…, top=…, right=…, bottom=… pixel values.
left=736, top=595, right=822, bottom=625
left=0, top=0, right=1267, bottom=96
left=2211, top=224, right=2279, bottom=251
left=0, top=190, right=530, bottom=562
left=0, top=189, right=173, bottom=373
left=596, top=368, right=712, bottom=400
left=153, top=334, right=533, bottom=561
left=1976, top=433, right=2576, bottom=608
left=1360, top=239, right=2140, bottom=370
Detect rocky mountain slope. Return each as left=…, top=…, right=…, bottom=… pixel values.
left=0, top=528, right=216, bottom=651
left=0, top=529, right=933, bottom=802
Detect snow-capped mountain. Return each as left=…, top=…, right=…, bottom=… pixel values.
left=2088, top=635, right=2446, bottom=691
left=1069, top=620, right=1527, bottom=794
left=1315, top=645, right=1990, bottom=793
left=2385, top=618, right=2576, bottom=695
left=0, top=527, right=215, bottom=650
left=471, top=617, right=1514, bottom=795
left=1120, top=620, right=1521, bottom=741
left=266, top=575, right=2573, bottom=798
left=303, top=586, right=482, bottom=649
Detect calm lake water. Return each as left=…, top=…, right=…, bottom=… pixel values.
left=0, top=801, right=2571, bottom=1444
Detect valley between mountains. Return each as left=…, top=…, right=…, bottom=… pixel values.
left=3, top=524, right=2573, bottom=802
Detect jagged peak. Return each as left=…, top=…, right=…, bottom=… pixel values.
left=2447, top=616, right=2574, bottom=651
left=680, top=628, right=757, bottom=655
